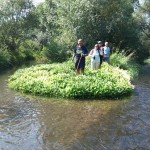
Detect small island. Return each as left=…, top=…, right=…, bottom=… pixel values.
left=8, top=61, right=134, bottom=99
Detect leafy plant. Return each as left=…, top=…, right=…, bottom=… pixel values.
left=8, top=61, right=134, bottom=99
left=144, top=57, right=150, bottom=65
left=110, top=49, right=140, bottom=79
left=0, top=48, right=11, bottom=70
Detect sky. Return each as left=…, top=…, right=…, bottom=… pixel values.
left=32, top=0, right=45, bottom=5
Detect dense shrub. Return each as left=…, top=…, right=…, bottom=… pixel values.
left=41, top=41, right=70, bottom=63
left=8, top=61, right=134, bottom=99
left=0, top=48, right=11, bottom=70
left=110, top=50, right=140, bottom=79
left=4, top=40, right=39, bottom=67
left=144, top=57, right=150, bottom=65
left=16, top=40, right=38, bottom=62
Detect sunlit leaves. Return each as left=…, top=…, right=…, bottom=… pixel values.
left=8, top=61, right=134, bottom=99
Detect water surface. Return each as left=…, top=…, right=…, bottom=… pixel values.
left=0, top=66, right=150, bottom=150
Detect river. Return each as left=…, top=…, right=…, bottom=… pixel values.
left=0, top=66, right=150, bottom=150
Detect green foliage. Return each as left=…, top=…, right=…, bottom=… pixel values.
left=54, top=0, right=139, bottom=49
left=110, top=49, right=140, bottom=79
left=6, top=40, right=40, bottom=66
left=0, top=48, right=11, bottom=70
left=8, top=61, right=134, bottom=99
left=40, top=40, right=71, bottom=63
left=0, top=0, right=40, bottom=68
left=135, top=0, right=150, bottom=62
left=32, top=0, right=58, bottom=46
left=144, top=57, right=150, bottom=65
left=16, top=40, right=37, bottom=62
left=0, top=0, right=35, bottom=51
left=0, top=0, right=149, bottom=70
left=32, top=0, right=141, bottom=51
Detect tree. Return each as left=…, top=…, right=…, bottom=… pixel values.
left=54, top=0, right=140, bottom=50
left=134, top=0, right=150, bottom=62
left=33, top=0, right=58, bottom=46
left=0, top=0, right=36, bottom=51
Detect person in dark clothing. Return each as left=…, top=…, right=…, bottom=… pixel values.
left=72, top=39, right=88, bottom=75
left=98, top=41, right=104, bottom=66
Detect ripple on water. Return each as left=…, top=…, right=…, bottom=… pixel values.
left=0, top=66, right=150, bottom=150
left=0, top=95, right=42, bottom=150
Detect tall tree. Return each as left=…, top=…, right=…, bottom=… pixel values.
left=54, top=0, right=140, bottom=50
left=32, top=0, right=57, bottom=46
left=134, top=0, right=150, bottom=61
left=0, top=0, right=37, bottom=51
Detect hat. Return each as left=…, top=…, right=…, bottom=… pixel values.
left=98, top=41, right=102, bottom=44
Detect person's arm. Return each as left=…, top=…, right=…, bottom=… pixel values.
left=88, top=50, right=93, bottom=57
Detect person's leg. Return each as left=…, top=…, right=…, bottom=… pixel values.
left=105, top=57, right=110, bottom=64
left=75, top=57, right=81, bottom=75
left=75, top=58, right=79, bottom=69
left=80, top=58, right=85, bottom=75
left=100, top=55, right=103, bottom=66
left=107, top=57, right=110, bottom=64
left=76, top=69, right=80, bottom=75
left=91, top=61, right=94, bottom=70
left=94, top=62, right=97, bottom=70
left=95, top=61, right=100, bottom=70
left=81, top=68, right=84, bottom=75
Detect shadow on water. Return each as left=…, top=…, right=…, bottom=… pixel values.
left=0, top=65, right=150, bottom=150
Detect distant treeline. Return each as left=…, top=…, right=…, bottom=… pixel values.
left=0, top=0, right=149, bottom=71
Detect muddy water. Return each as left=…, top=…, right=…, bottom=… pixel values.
left=0, top=66, right=150, bottom=150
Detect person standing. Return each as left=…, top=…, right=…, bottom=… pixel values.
left=72, top=39, right=88, bottom=75
left=89, top=44, right=101, bottom=70
left=103, top=42, right=110, bottom=64
left=98, top=41, right=104, bottom=66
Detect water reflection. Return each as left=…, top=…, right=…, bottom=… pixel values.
left=0, top=67, right=150, bottom=150
left=0, top=97, right=42, bottom=150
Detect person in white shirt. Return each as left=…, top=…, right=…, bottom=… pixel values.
left=103, top=42, right=110, bottom=64
left=89, top=44, right=101, bottom=70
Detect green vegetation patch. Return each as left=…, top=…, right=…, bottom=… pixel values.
left=8, top=61, right=134, bottom=99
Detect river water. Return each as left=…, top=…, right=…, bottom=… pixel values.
left=0, top=66, right=150, bottom=150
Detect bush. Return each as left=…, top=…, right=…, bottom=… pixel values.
left=144, top=57, right=150, bottom=65
left=110, top=49, right=140, bottom=79
left=8, top=61, right=134, bottom=99
left=8, top=40, right=39, bottom=66
left=0, top=48, right=11, bottom=70
left=41, top=40, right=70, bottom=63
left=17, top=40, right=39, bottom=62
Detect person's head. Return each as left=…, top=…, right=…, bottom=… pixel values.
left=105, top=42, right=109, bottom=47
left=78, top=39, right=83, bottom=46
left=94, top=44, right=99, bottom=50
left=98, top=41, right=102, bottom=47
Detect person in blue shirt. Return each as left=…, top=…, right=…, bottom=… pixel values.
left=103, top=42, right=111, bottom=64
left=72, top=39, right=88, bottom=75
